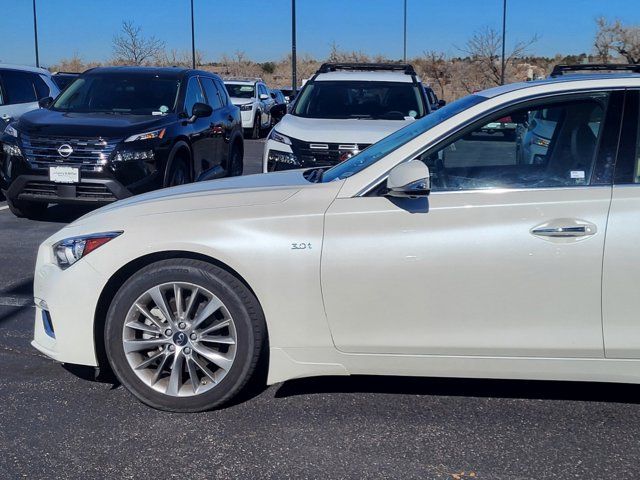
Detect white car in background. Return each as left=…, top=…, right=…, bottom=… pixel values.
left=31, top=64, right=640, bottom=412
left=263, top=63, right=431, bottom=172
left=224, top=78, right=275, bottom=139
left=0, top=64, right=59, bottom=123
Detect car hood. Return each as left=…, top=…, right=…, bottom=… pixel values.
left=229, top=97, right=255, bottom=106
left=274, top=114, right=414, bottom=144
left=16, top=109, right=175, bottom=138
left=72, top=169, right=314, bottom=225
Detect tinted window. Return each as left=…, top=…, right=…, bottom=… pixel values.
left=184, top=77, right=206, bottom=115
left=214, top=79, right=228, bottom=106
left=418, top=93, right=610, bottom=191
left=34, top=74, right=50, bottom=99
left=53, top=74, right=180, bottom=114
left=1, top=70, right=38, bottom=104
left=201, top=77, right=223, bottom=109
left=293, top=80, right=425, bottom=120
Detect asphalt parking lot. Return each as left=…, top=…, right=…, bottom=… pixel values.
left=1, top=138, right=640, bottom=479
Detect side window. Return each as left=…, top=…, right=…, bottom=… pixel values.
left=259, top=84, right=267, bottom=97
left=214, top=79, right=228, bottom=106
left=34, top=74, right=50, bottom=99
left=183, top=77, right=206, bottom=115
left=1, top=70, right=38, bottom=104
left=201, top=78, right=223, bottom=109
left=418, top=92, right=610, bottom=191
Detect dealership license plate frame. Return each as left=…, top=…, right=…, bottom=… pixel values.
left=49, top=166, right=80, bottom=184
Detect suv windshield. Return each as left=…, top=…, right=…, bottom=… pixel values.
left=225, top=84, right=255, bottom=99
left=51, top=74, right=180, bottom=115
left=293, top=80, right=426, bottom=120
left=320, top=94, right=487, bottom=182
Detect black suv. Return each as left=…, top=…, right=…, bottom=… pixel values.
left=0, top=66, right=244, bottom=218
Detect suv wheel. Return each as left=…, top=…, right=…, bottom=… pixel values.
left=251, top=113, right=261, bottom=139
left=226, top=144, right=243, bottom=177
left=7, top=198, right=48, bottom=220
left=104, top=259, right=267, bottom=412
left=166, top=156, right=191, bottom=187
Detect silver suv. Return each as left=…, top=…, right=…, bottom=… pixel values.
left=0, top=64, right=59, bottom=124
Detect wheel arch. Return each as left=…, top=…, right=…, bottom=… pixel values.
left=93, top=250, right=266, bottom=374
left=163, top=139, right=193, bottom=186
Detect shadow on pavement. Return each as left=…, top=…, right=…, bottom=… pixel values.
left=40, top=204, right=96, bottom=224
left=275, top=375, right=640, bottom=404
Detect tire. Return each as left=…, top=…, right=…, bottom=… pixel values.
left=7, top=197, right=48, bottom=220
left=104, top=259, right=266, bottom=412
left=250, top=113, right=261, bottom=139
left=165, top=155, right=191, bottom=187
left=226, top=143, right=244, bottom=177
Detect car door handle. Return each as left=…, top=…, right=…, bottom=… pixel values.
left=531, top=220, right=597, bottom=238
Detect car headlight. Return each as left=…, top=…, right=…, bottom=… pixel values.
left=240, top=103, right=253, bottom=111
left=268, top=129, right=292, bottom=145
left=53, top=231, right=122, bottom=269
left=2, top=142, right=22, bottom=157
left=113, top=149, right=155, bottom=162
left=124, top=128, right=166, bottom=143
left=4, top=123, right=18, bottom=138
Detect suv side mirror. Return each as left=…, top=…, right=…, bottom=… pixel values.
left=385, top=160, right=430, bottom=198
left=259, top=93, right=269, bottom=100
left=38, top=96, right=53, bottom=108
left=190, top=102, right=213, bottom=121
left=437, top=99, right=446, bottom=107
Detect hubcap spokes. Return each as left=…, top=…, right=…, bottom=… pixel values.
left=123, top=282, right=237, bottom=397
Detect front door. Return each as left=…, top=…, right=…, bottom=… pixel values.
left=322, top=90, right=623, bottom=358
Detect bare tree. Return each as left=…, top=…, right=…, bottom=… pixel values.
left=416, top=50, right=451, bottom=98
left=460, top=27, right=538, bottom=87
left=594, top=17, right=640, bottom=64
left=112, top=20, right=165, bottom=65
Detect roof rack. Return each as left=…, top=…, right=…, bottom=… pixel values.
left=316, top=63, right=416, bottom=75
left=222, top=76, right=263, bottom=82
left=550, top=63, right=640, bottom=77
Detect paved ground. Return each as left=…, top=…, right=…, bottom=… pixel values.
left=1, top=139, right=640, bottom=479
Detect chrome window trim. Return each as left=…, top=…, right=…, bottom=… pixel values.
left=356, top=87, right=626, bottom=197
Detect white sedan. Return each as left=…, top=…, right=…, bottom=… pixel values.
left=32, top=67, right=640, bottom=411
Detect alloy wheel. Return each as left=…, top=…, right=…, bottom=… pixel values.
left=122, top=282, right=237, bottom=397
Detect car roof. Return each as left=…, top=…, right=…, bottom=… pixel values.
left=0, top=63, right=52, bottom=76
left=478, top=72, right=640, bottom=98
left=83, top=66, right=216, bottom=79
left=224, top=79, right=259, bottom=85
left=314, top=70, right=415, bottom=83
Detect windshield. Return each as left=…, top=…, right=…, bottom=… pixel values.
left=293, top=80, right=426, bottom=120
left=52, top=74, right=180, bottom=114
left=320, top=94, right=487, bottom=182
left=225, top=83, right=255, bottom=99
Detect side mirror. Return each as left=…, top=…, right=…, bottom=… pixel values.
left=259, top=93, right=269, bottom=100
left=385, top=160, right=430, bottom=198
left=38, top=96, right=53, bottom=108
left=437, top=99, right=446, bottom=107
left=190, top=102, right=213, bottom=121
left=270, top=92, right=277, bottom=99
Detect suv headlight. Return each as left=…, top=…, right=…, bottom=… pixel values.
left=125, top=128, right=166, bottom=143
left=4, top=123, right=18, bottom=138
left=240, top=103, right=253, bottom=111
left=53, top=231, right=122, bottom=269
left=268, top=129, right=292, bottom=145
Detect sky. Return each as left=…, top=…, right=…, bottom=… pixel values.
left=1, top=0, right=639, bottom=67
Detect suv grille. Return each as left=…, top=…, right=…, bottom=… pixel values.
left=289, top=138, right=371, bottom=167
left=20, top=180, right=116, bottom=201
left=20, top=134, right=120, bottom=172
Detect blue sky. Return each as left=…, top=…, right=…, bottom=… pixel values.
left=1, top=0, right=639, bottom=67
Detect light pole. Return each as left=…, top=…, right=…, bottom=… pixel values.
left=403, top=0, right=407, bottom=62
left=291, top=0, right=297, bottom=92
left=190, top=0, right=196, bottom=69
left=32, top=0, right=40, bottom=68
left=500, top=0, right=507, bottom=85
